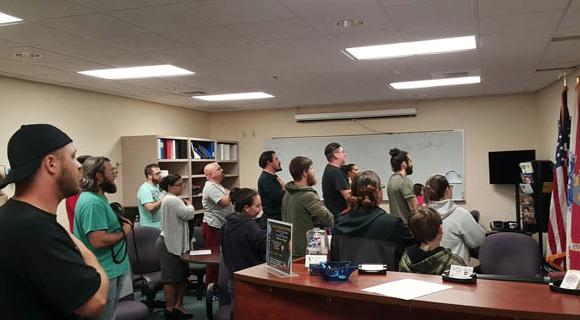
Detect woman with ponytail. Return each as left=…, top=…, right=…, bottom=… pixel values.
left=219, top=188, right=266, bottom=319
left=424, top=175, right=485, bottom=265
left=331, top=171, right=416, bottom=270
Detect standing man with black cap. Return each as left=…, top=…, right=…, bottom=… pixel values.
left=0, top=124, right=109, bottom=319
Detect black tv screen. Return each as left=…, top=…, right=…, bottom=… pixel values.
left=488, top=150, right=536, bottom=184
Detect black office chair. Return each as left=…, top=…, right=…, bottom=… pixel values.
left=479, top=232, right=542, bottom=276
left=331, top=234, right=400, bottom=271
left=188, top=226, right=207, bottom=300
left=127, top=226, right=165, bottom=312
left=206, top=253, right=231, bottom=320
left=114, top=293, right=150, bottom=320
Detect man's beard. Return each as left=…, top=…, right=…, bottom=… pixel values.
left=57, top=166, right=81, bottom=199
left=307, top=173, right=317, bottom=186
left=100, top=179, right=117, bottom=194
left=275, top=166, right=282, bottom=172
left=152, top=176, right=161, bottom=184
left=406, top=165, right=413, bottom=176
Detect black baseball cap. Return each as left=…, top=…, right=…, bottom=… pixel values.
left=0, top=124, right=72, bottom=189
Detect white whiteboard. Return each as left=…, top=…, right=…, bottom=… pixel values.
left=265, top=130, right=465, bottom=201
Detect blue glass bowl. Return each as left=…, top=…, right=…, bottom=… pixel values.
left=311, top=261, right=358, bottom=281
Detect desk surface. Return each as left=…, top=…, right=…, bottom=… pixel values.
left=234, top=262, right=580, bottom=320
left=180, top=246, right=221, bottom=265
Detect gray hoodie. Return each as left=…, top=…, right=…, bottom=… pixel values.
left=428, top=199, right=485, bottom=264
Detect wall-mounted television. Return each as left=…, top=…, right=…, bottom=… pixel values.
left=488, top=150, right=536, bottom=184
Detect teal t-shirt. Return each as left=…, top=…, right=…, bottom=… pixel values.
left=137, top=182, right=162, bottom=229
left=73, top=192, right=130, bottom=279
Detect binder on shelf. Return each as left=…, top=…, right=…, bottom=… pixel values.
left=208, top=143, right=215, bottom=159
left=171, top=140, right=176, bottom=159
left=191, top=142, right=202, bottom=159
left=164, top=139, right=172, bottom=159
left=177, top=140, right=187, bottom=159
left=231, top=144, right=238, bottom=161
left=158, top=139, right=165, bottom=159
left=216, top=144, right=222, bottom=161
left=223, top=144, right=231, bottom=160
left=198, top=144, right=213, bottom=159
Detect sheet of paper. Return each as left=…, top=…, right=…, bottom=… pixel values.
left=363, top=279, right=452, bottom=300
left=189, top=249, right=212, bottom=255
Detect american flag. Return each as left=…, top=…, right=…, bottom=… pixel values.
left=546, top=86, right=570, bottom=270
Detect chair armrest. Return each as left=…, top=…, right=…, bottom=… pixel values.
left=206, top=282, right=219, bottom=320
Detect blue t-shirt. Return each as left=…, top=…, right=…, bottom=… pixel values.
left=74, top=192, right=130, bottom=279
left=137, top=182, right=162, bottom=229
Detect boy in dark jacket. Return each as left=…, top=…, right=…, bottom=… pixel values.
left=399, top=206, right=466, bottom=275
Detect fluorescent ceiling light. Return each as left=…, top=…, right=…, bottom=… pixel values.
left=0, top=11, right=22, bottom=24
left=390, top=76, right=481, bottom=89
left=78, top=65, right=194, bottom=79
left=345, top=36, right=476, bottom=60
left=193, top=92, right=274, bottom=101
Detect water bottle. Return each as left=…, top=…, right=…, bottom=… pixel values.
left=306, top=227, right=328, bottom=255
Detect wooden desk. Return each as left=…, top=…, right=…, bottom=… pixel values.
left=180, top=247, right=221, bottom=266
left=233, top=262, right=580, bottom=320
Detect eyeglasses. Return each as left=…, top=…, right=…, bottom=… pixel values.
left=104, top=169, right=118, bottom=175
left=152, top=171, right=162, bottom=176
left=172, top=182, right=185, bottom=187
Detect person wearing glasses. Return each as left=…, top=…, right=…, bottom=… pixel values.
left=331, top=171, right=416, bottom=270
left=74, top=157, right=132, bottom=320
left=424, top=175, right=485, bottom=265
left=156, top=174, right=195, bottom=320
left=137, top=163, right=165, bottom=229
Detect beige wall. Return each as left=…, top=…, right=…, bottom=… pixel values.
left=0, top=76, right=210, bottom=229
left=210, top=94, right=545, bottom=231
left=2, top=73, right=575, bottom=234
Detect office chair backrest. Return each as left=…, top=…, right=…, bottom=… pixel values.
left=217, top=254, right=231, bottom=307
left=127, top=226, right=161, bottom=274
left=479, top=233, right=541, bottom=276
left=193, top=226, right=206, bottom=249
left=331, top=234, right=399, bottom=271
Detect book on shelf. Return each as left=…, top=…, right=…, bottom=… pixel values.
left=171, top=140, right=176, bottom=159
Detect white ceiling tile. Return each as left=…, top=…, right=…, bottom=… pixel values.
left=555, top=0, right=580, bottom=37
left=301, top=9, right=395, bottom=36
left=0, top=38, right=20, bottom=48
left=479, top=33, right=551, bottom=67
left=0, top=61, right=64, bottom=76
left=73, top=0, right=179, bottom=11
left=261, top=36, right=338, bottom=56
left=479, top=11, right=561, bottom=36
left=35, top=40, right=129, bottom=60
left=161, top=25, right=250, bottom=46
left=526, top=71, right=560, bottom=92
left=541, top=40, right=580, bottom=65
left=116, top=77, right=196, bottom=92
left=109, top=4, right=216, bottom=31
left=185, top=0, right=294, bottom=24
left=197, top=42, right=274, bottom=61
left=230, top=19, right=318, bottom=42
left=385, top=0, right=475, bottom=28
left=397, top=21, right=476, bottom=41
left=84, top=53, right=161, bottom=67
left=35, top=71, right=98, bottom=84
left=0, top=47, right=71, bottom=63
left=278, top=0, right=383, bottom=16
left=478, top=0, right=569, bottom=17
left=32, top=59, right=109, bottom=72
left=0, top=0, right=94, bottom=21
left=141, top=48, right=218, bottom=66
left=326, top=28, right=402, bottom=48
left=0, top=22, right=82, bottom=45
left=377, top=0, right=435, bottom=6
left=94, top=32, right=191, bottom=52
left=38, top=13, right=145, bottom=39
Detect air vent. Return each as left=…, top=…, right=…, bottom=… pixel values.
left=552, top=35, right=580, bottom=42
left=430, top=70, right=479, bottom=79
left=171, top=91, right=207, bottom=97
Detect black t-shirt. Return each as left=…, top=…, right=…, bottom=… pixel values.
left=257, top=171, right=285, bottom=220
left=0, top=199, right=102, bottom=320
left=322, top=164, right=350, bottom=215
